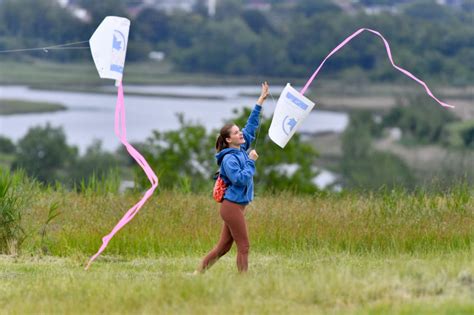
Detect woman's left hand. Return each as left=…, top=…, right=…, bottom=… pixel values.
left=257, top=81, right=269, bottom=105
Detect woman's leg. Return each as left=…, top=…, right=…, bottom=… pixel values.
left=220, top=200, right=249, bottom=272
left=198, top=219, right=234, bottom=272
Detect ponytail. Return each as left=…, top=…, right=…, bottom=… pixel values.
left=215, top=134, right=226, bottom=152
left=216, top=123, right=235, bottom=152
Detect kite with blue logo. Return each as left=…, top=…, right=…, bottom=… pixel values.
left=268, top=28, right=456, bottom=149
left=89, top=16, right=130, bottom=85
left=85, top=16, right=158, bottom=270
left=269, top=83, right=316, bottom=148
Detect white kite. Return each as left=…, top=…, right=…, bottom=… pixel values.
left=86, top=16, right=158, bottom=270
left=268, top=28, right=455, bottom=149
left=268, top=83, right=316, bottom=148
left=89, top=16, right=130, bottom=84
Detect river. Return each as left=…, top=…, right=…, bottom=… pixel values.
left=0, top=85, right=348, bottom=153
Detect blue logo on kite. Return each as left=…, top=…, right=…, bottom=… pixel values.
left=112, top=30, right=126, bottom=51
left=110, top=30, right=126, bottom=74
left=282, top=115, right=297, bottom=136
left=112, top=35, right=122, bottom=51
left=286, top=92, right=308, bottom=111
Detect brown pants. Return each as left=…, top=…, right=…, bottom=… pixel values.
left=200, top=200, right=249, bottom=272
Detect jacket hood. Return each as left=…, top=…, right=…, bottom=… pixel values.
left=216, top=148, right=240, bottom=166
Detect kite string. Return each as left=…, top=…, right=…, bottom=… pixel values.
left=0, top=40, right=90, bottom=54
left=300, top=28, right=454, bottom=109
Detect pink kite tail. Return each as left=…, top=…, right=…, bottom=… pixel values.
left=300, top=28, right=454, bottom=108
left=85, top=82, right=159, bottom=270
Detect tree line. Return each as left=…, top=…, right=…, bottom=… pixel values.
left=0, top=0, right=472, bottom=84
left=0, top=109, right=319, bottom=193
left=1, top=100, right=472, bottom=192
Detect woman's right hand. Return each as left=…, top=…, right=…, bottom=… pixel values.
left=256, top=82, right=269, bottom=106
left=249, top=150, right=259, bottom=161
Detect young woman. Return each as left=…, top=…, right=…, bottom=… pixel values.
left=195, top=82, right=269, bottom=273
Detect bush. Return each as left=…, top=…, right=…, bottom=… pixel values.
left=442, top=120, right=474, bottom=149
left=11, top=124, right=77, bottom=184
left=341, top=111, right=415, bottom=190
left=382, top=95, right=458, bottom=144
left=0, top=136, right=15, bottom=154
left=134, top=108, right=319, bottom=194
left=69, top=140, right=120, bottom=191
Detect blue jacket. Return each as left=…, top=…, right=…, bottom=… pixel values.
left=216, top=104, right=262, bottom=205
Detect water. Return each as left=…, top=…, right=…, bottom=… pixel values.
left=0, top=85, right=348, bottom=153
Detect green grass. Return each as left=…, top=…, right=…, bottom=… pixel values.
left=26, top=85, right=227, bottom=100
left=0, top=252, right=472, bottom=314
left=0, top=171, right=472, bottom=314
left=0, top=99, right=66, bottom=115
left=0, top=154, right=14, bottom=170
left=0, top=60, right=283, bottom=87
left=2, top=60, right=471, bottom=121
left=16, top=188, right=472, bottom=257
left=2, top=60, right=471, bottom=97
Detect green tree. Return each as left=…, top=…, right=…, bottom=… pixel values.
left=215, top=0, right=244, bottom=20
left=341, top=112, right=374, bottom=158
left=0, top=0, right=87, bottom=61
left=241, top=10, right=276, bottom=35
left=230, top=108, right=319, bottom=194
left=461, top=0, right=474, bottom=11
left=341, top=111, right=414, bottom=190
left=382, top=95, right=459, bottom=144
left=359, top=0, right=411, bottom=5
left=295, top=0, right=342, bottom=17
left=177, top=18, right=258, bottom=74
left=134, top=114, right=214, bottom=192
left=134, top=109, right=319, bottom=194
left=11, top=124, right=77, bottom=184
left=254, top=31, right=292, bottom=76
left=69, top=140, right=119, bottom=188
left=193, top=0, right=209, bottom=16
left=132, top=9, right=170, bottom=43
left=462, top=127, right=474, bottom=148
left=0, top=136, right=15, bottom=154
left=166, top=12, right=205, bottom=49
left=77, top=0, right=128, bottom=28
left=0, top=0, right=471, bottom=82
left=441, top=120, right=474, bottom=149
left=0, top=0, right=80, bottom=40
left=403, top=0, right=456, bottom=21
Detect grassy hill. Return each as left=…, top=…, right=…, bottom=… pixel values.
left=0, top=170, right=472, bottom=313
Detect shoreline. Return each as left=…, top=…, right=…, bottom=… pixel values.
left=0, top=99, right=67, bottom=115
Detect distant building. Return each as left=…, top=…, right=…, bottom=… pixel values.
left=126, top=0, right=220, bottom=17
left=56, top=0, right=91, bottom=22
left=150, top=0, right=196, bottom=13
left=208, top=0, right=216, bottom=16
left=245, top=0, right=271, bottom=11
left=436, top=0, right=464, bottom=7
left=363, top=5, right=398, bottom=15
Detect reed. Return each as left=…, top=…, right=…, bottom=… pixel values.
left=9, top=174, right=471, bottom=258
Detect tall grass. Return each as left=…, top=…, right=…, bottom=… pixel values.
left=1, top=170, right=472, bottom=313
left=0, top=170, right=27, bottom=254
left=8, top=170, right=471, bottom=258
left=76, top=168, right=121, bottom=196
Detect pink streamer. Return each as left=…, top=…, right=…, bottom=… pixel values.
left=85, top=82, right=159, bottom=270
left=300, top=28, right=454, bottom=108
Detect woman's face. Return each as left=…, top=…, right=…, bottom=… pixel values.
left=226, top=125, right=245, bottom=147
